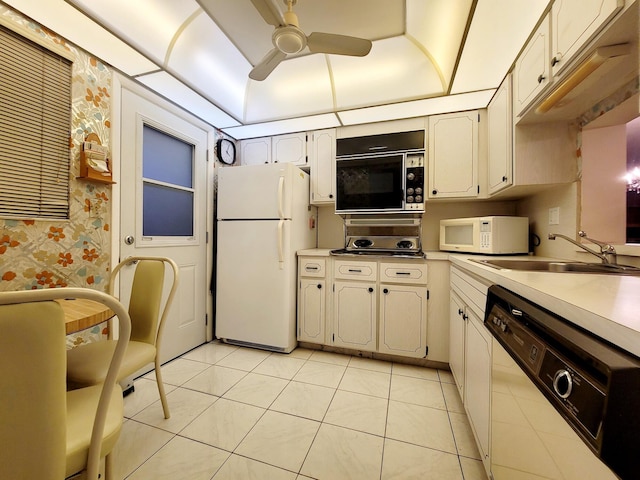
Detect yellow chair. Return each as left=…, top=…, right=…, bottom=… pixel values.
left=0, top=287, right=131, bottom=480
left=67, top=256, right=179, bottom=419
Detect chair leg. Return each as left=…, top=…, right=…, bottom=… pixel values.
left=105, top=452, right=114, bottom=480
left=154, top=356, right=170, bottom=419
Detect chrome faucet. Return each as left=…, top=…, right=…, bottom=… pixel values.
left=548, top=231, right=617, bottom=264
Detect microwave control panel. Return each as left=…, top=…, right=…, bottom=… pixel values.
left=479, top=220, right=492, bottom=248
left=405, top=154, right=425, bottom=211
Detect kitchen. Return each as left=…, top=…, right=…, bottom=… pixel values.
left=1, top=0, right=639, bottom=479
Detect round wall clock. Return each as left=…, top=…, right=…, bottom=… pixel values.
left=216, top=138, right=236, bottom=165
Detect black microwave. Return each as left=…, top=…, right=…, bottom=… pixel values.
left=335, top=131, right=425, bottom=214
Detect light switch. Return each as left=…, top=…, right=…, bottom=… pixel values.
left=549, top=207, right=560, bottom=225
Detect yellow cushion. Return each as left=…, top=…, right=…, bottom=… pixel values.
left=65, top=384, right=124, bottom=477
left=67, top=340, right=156, bottom=387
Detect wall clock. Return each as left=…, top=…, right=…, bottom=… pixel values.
left=216, top=138, right=236, bottom=165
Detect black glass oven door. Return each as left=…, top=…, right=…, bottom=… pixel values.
left=336, top=155, right=403, bottom=212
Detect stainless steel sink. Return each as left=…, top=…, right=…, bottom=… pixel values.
left=471, top=259, right=640, bottom=275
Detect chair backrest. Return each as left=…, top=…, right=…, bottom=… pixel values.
left=0, top=288, right=132, bottom=480
left=109, top=256, right=179, bottom=345
left=0, top=299, right=67, bottom=480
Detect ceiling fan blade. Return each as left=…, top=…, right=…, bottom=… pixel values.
left=250, top=0, right=284, bottom=27
left=307, top=32, right=372, bottom=57
left=249, top=48, right=287, bottom=81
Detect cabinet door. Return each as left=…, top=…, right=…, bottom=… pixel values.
left=428, top=111, right=479, bottom=199
left=551, top=0, right=623, bottom=76
left=379, top=284, right=427, bottom=358
left=513, top=15, right=550, bottom=116
left=240, top=137, right=271, bottom=165
left=449, top=290, right=466, bottom=399
left=488, top=75, right=513, bottom=195
left=333, top=280, right=377, bottom=352
left=272, top=132, right=307, bottom=166
left=309, top=129, right=336, bottom=205
left=465, top=311, right=491, bottom=466
left=298, top=278, right=325, bottom=344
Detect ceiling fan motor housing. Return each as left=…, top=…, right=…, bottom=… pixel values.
left=273, top=25, right=306, bottom=54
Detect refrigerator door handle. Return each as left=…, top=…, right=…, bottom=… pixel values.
left=277, top=219, right=284, bottom=269
left=277, top=175, right=285, bottom=219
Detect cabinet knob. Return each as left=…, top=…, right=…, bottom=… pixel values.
left=502, top=175, right=508, bottom=182
left=383, top=288, right=389, bottom=294
left=537, top=74, right=546, bottom=84
left=551, top=55, right=561, bottom=67
left=458, top=308, right=464, bottom=316
left=432, top=189, right=438, bottom=195
left=317, top=284, right=322, bottom=289
left=463, top=314, right=469, bottom=321
left=368, top=287, right=374, bottom=293
left=329, top=194, right=333, bottom=199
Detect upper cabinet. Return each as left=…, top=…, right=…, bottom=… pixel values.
left=239, top=137, right=271, bottom=165
left=309, top=129, right=336, bottom=205
left=513, top=14, right=551, bottom=117
left=428, top=111, right=479, bottom=199
left=487, top=75, right=513, bottom=195
left=240, top=132, right=308, bottom=166
left=550, top=0, right=624, bottom=77
left=272, top=132, right=308, bottom=166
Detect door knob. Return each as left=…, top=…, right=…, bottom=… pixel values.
left=124, top=235, right=134, bottom=245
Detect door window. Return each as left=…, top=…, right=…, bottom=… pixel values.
left=142, top=124, right=194, bottom=237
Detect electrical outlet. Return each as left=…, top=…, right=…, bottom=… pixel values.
left=549, top=207, right=560, bottom=225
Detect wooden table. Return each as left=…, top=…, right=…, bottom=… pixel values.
left=55, top=298, right=115, bottom=334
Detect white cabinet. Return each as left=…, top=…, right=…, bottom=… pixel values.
left=513, top=15, right=551, bottom=117
left=449, top=290, right=466, bottom=397
left=309, top=128, right=336, bottom=205
left=428, top=111, right=479, bottom=199
left=332, top=259, right=377, bottom=352
left=378, top=262, right=428, bottom=358
left=239, top=137, right=271, bottom=165
left=297, top=257, right=327, bottom=344
left=272, top=132, right=308, bottom=166
left=551, top=0, right=624, bottom=77
left=333, top=280, right=377, bottom=352
left=449, top=265, right=492, bottom=474
left=487, top=74, right=513, bottom=195
left=465, top=309, right=491, bottom=467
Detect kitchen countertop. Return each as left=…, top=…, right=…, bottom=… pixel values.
left=449, top=254, right=640, bottom=359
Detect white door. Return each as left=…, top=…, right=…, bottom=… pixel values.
left=120, top=87, right=208, bottom=363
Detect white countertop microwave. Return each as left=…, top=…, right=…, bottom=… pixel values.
left=439, top=216, right=529, bottom=254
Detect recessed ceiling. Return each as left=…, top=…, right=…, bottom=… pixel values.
left=3, top=0, right=550, bottom=138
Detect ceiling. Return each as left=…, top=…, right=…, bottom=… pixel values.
left=3, top=0, right=550, bottom=138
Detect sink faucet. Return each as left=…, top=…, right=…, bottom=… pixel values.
left=548, top=231, right=617, bottom=264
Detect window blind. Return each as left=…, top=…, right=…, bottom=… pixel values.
left=0, top=24, right=72, bottom=220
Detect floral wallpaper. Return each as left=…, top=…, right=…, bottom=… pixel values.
left=0, top=5, right=112, bottom=346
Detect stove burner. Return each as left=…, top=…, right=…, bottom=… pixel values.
left=353, top=238, right=373, bottom=248
left=396, top=240, right=414, bottom=249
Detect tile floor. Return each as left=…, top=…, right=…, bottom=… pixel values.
left=113, top=341, right=489, bottom=480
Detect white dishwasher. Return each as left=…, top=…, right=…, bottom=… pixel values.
left=485, top=285, right=640, bottom=480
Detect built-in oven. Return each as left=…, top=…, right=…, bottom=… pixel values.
left=336, top=130, right=425, bottom=214
left=485, top=285, right=640, bottom=480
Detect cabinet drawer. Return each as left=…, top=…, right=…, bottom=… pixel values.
left=451, top=266, right=489, bottom=318
left=334, top=260, right=377, bottom=281
left=379, top=262, right=427, bottom=285
left=299, top=257, right=326, bottom=277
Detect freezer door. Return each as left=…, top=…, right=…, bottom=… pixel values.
left=215, top=219, right=297, bottom=352
left=217, top=163, right=307, bottom=220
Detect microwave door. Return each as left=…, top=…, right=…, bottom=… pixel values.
left=336, top=155, right=404, bottom=212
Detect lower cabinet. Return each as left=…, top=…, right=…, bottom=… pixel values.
left=449, top=265, right=491, bottom=475
left=297, top=255, right=433, bottom=359
left=333, top=280, right=377, bottom=351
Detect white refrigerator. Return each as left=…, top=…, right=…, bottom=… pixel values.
left=215, top=162, right=316, bottom=353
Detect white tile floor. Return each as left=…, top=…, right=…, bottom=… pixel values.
left=113, top=342, right=489, bottom=480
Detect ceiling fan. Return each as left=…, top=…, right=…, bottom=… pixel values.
left=249, top=0, right=373, bottom=81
